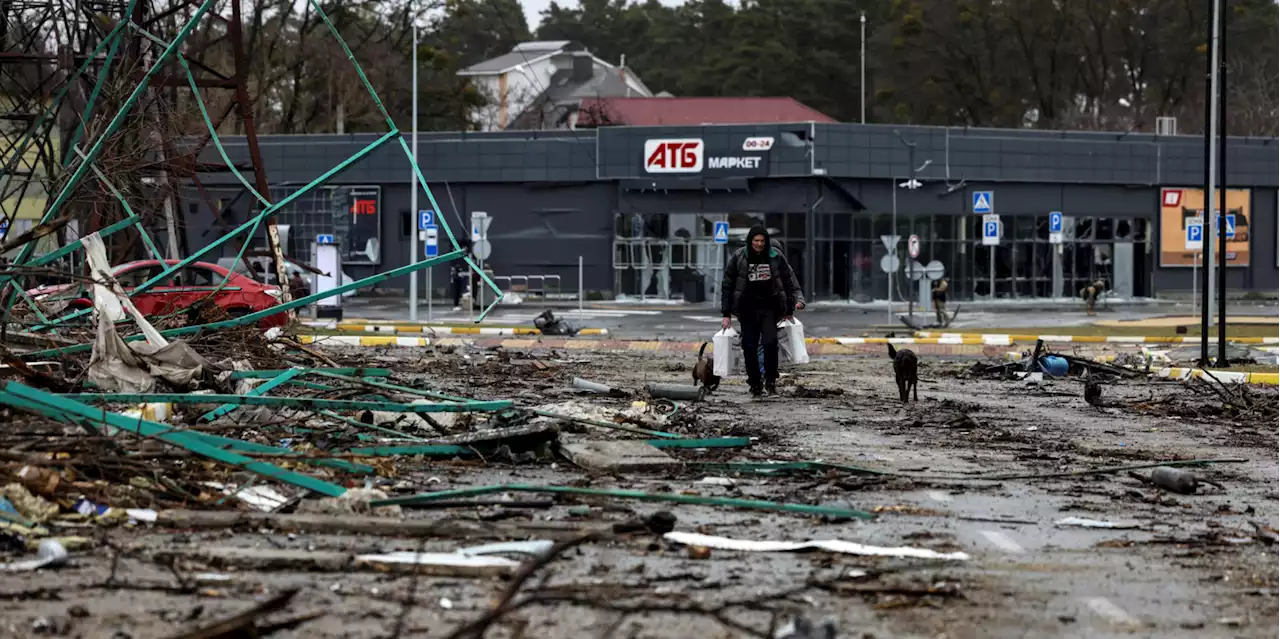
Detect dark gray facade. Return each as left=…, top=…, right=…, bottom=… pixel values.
left=185, top=123, right=1279, bottom=301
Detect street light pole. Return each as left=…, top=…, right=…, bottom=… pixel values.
left=408, top=15, right=420, bottom=322
left=860, top=12, right=867, bottom=124
left=1199, top=0, right=1221, bottom=366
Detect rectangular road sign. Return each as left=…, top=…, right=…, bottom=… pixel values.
left=1186, top=218, right=1204, bottom=250
left=1049, top=211, right=1064, bottom=244
left=981, top=214, right=1000, bottom=246
left=316, top=234, right=335, bottom=245
left=418, top=210, right=434, bottom=230
left=424, top=226, right=439, bottom=257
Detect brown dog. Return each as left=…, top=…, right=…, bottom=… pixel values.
left=886, top=342, right=918, bottom=403
left=692, top=342, right=721, bottom=393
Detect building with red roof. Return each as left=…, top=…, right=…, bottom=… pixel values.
left=574, top=96, right=837, bottom=128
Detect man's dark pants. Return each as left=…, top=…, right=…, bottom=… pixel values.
left=739, top=307, right=779, bottom=389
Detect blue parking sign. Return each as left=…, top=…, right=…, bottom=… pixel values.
left=418, top=210, right=434, bottom=230
left=1049, top=211, right=1063, bottom=233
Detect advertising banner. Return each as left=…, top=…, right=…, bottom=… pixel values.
left=1159, top=187, right=1250, bottom=267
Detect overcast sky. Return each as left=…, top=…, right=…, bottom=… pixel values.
left=520, top=0, right=731, bottom=30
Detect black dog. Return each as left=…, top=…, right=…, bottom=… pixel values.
left=886, top=342, right=918, bottom=403
left=692, top=342, right=721, bottom=393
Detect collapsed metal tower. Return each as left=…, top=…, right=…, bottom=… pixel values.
left=0, top=0, right=282, bottom=284
left=0, top=0, right=499, bottom=334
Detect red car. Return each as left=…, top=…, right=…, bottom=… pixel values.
left=28, top=259, right=287, bottom=328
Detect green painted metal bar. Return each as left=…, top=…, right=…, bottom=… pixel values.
left=41, top=0, right=216, bottom=233
left=23, top=247, right=465, bottom=359
left=0, top=389, right=103, bottom=436
left=75, top=147, right=163, bottom=260
left=62, top=0, right=140, bottom=167
left=309, top=0, right=501, bottom=317
left=25, top=214, right=141, bottom=268
left=309, top=0, right=499, bottom=312
left=0, top=16, right=136, bottom=330
left=0, top=16, right=132, bottom=200
left=369, top=484, right=875, bottom=520
left=310, top=0, right=396, bottom=130
left=175, top=51, right=270, bottom=207
left=130, top=129, right=400, bottom=296
left=26, top=131, right=400, bottom=334
left=315, top=409, right=430, bottom=441
left=232, top=368, right=392, bottom=380
left=648, top=437, right=751, bottom=449
left=0, top=388, right=369, bottom=473
left=201, top=368, right=303, bottom=421
left=148, top=427, right=373, bottom=474
left=1, top=382, right=346, bottom=496
left=59, top=392, right=510, bottom=413
left=12, top=287, right=50, bottom=325
left=307, top=371, right=463, bottom=402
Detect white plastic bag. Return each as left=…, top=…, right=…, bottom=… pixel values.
left=713, top=328, right=738, bottom=377
left=777, top=318, right=810, bottom=365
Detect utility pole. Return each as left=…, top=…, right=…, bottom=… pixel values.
left=1199, top=0, right=1221, bottom=367
left=408, top=13, right=420, bottom=322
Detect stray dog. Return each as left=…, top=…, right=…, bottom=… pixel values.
left=886, top=342, right=918, bottom=403
left=692, top=342, right=721, bottom=393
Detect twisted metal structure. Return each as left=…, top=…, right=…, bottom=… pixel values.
left=0, top=0, right=501, bottom=336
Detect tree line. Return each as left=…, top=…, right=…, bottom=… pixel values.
left=10, top=0, right=1276, bottom=136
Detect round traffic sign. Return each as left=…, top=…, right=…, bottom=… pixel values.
left=924, top=260, right=946, bottom=281
left=878, top=254, right=900, bottom=274
left=906, top=260, right=926, bottom=281
left=473, top=239, right=492, bottom=261
left=908, top=234, right=920, bottom=259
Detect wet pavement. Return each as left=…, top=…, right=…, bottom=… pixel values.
left=2, top=345, right=1275, bottom=638
left=331, top=296, right=1278, bottom=341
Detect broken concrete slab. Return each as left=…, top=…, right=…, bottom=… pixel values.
left=556, top=434, right=678, bottom=472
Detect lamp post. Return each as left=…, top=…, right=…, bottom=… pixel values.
left=408, top=13, right=420, bottom=321
left=860, top=12, right=867, bottom=124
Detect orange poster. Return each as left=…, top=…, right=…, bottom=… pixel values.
left=1159, top=187, right=1251, bottom=267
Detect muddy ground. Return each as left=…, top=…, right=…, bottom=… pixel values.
left=2, top=345, right=1277, bottom=639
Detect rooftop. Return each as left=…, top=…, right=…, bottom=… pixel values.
left=577, top=97, right=837, bottom=127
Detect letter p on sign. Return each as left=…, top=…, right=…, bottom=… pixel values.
left=644, top=138, right=704, bottom=173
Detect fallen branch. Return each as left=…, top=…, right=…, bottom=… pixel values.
left=153, top=510, right=595, bottom=540
left=444, top=531, right=606, bottom=639
left=166, top=587, right=298, bottom=639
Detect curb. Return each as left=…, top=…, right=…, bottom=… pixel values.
left=299, top=335, right=433, bottom=347
left=1154, top=367, right=1279, bottom=386
left=914, top=332, right=1279, bottom=345
left=294, top=335, right=1029, bottom=358
left=303, top=321, right=608, bottom=336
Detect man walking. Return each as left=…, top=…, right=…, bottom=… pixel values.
left=721, top=225, right=803, bottom=397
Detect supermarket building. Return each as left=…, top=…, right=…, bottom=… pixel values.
left=186, top=123, right=1279, bottom=302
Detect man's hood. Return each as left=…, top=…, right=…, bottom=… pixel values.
left=746, top=225, right=771, bottom=256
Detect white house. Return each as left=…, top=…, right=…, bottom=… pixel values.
left=457, top=41, right=653, bottom=131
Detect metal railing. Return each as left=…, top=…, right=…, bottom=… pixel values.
left=490, top=273, right=563, bottom=298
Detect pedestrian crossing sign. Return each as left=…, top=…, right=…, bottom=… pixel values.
left=713, top=221, right=729, bottom=244
left=972, top=191, right=993, bottom=214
